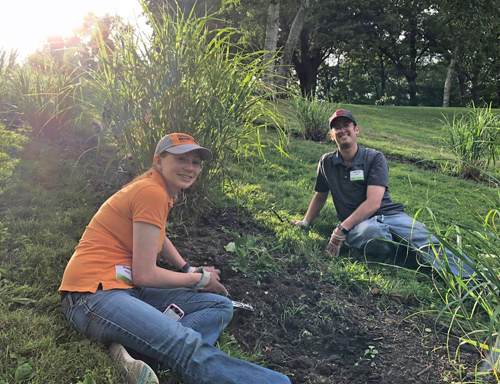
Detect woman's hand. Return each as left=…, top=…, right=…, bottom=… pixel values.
left=196, top=271, right=228, bottom=296
left=189, top=266, right=221, bottom=276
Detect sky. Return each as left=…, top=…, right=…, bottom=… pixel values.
left=0, top=0, right=147, bottom=59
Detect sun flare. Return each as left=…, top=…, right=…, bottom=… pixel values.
left=0, top=0, right=143, bottom=58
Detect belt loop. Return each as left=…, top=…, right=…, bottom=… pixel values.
left=67, top=292, right=75, bottom=308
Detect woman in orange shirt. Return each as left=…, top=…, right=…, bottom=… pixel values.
left=59, top=133, right=290, bottom=384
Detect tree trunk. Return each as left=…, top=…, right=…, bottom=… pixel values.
left=471, top=69, right=480, bottom=105
left=293, top=27, right=323, bottom=98
left=379, top=52, right=386, bottom=96
left=275, top=0, right=310, bottom=94
left=443, top=50, right=456, bottom=107
left=263, top=0, right=280, bottom=94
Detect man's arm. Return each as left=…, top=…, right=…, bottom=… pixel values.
left=292, top=192, right=329, bottom=227
left=333, top=185, right=385, bottom=236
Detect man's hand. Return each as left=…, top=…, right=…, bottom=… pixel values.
left=292, top=219, right=310, bottom=228
left=325, top=230, right=346, bottom=257
left=198, top=271, right=228, bottom=296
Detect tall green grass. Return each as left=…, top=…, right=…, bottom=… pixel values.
left=0, top=49, right=17, bottom=103
left=87, top=1, right=285, bottom=211
left=289, top=96, right=334, bottom=141
left=440, top=104, right=500, bottom=180
left=9, top=59, right=85, bottom=140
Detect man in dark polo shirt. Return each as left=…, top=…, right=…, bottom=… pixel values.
left=293, top=109, right=474, bottom=278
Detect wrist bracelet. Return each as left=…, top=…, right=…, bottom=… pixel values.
left=181, top=262, right=190, bottom=273
left=337, top=224, right=349, bottom=235
left=190, top=268, right=205, bottom=290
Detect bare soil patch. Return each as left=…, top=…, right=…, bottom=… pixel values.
left=164, top=207, right=487, bottom=384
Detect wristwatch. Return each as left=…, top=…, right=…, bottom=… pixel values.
left=337, top=224, right=349, bottom=235
left=181, top=262, right=191, bottom=272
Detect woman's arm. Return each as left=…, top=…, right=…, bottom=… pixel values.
left=160, top=235, right=221, bottom=275
left=159, top=235, right=187, bottom=270
left=132, top=221, right=201, bottom=288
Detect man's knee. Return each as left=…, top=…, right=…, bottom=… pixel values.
left=348, top=219, right=393, bottom=255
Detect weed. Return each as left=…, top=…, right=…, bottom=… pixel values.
left=354, top=346, right=379, bottom=366
left=224, top=234, right=279, bottom=275
left=440, top=103, right=500, bottom=179
left=10, top=60, right=85, bottom=140
left=289, top=95, right=334, bottom=141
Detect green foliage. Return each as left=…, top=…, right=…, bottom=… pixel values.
left=9, top=59, right=84, bottom=139
left=88, top=1, right=285, bottom=212
left=425, top=192, right=500, bottom=377
left=0, top=49, right=18, bottom=102
left=224, top=233, right=279, bottom=275
left=289, top=95, right=334, bottom=141
left=440, top=104, right=500, bottom=179
left=0, top=123, right=28, bottom=194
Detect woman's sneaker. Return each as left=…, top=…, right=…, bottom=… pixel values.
left=109, top=343, right=159, bottom=384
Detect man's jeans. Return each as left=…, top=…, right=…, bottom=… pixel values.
left=346, top=213, right=475, bottom=278
left=61, top=287, right=290, bottom=384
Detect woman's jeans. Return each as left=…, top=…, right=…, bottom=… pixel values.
left=346, top=213, right=475, bottom=278
left=61, top=287, right=290, bottom=384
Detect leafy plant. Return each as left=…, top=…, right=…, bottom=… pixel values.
left=440, top=104, right=500, bottom=179
left=0, top=123, right=28, bottom=194
left=364, top=346, right=378, bottom=360
left=289, top=95, right=334, bottom=141
left=0, top=49, right=17, bottom=102
left=87, top=1, right=285, bottom=212
left=423, top=187, right=500, bottom=379
left=224, top=234, right=278, bottom=275
left=9, top=59, right=84, bottom=139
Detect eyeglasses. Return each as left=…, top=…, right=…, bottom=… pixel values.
left=332, top=121, right=353, bottom=131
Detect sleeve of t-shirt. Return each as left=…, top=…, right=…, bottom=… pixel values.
left=130, top=185, right=169, bottom=228
left=314, top=156, right=330, bottom=193
left=366, top=152, right=389, bottom=188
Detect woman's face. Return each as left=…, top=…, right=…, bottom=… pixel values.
left=154, top=151, right=202, bottom=196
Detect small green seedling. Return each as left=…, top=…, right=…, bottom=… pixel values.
left=364, top=346, right=378, bottom=359
left=355, top=346, right=378, bottom=366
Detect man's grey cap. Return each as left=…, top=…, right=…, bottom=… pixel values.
left=329, top=109, right=357, bottom=128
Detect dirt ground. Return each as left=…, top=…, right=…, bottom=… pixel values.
left=165, top=207, right=490, bottom=384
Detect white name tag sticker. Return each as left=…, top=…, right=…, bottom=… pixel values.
left=115, top=265, right=133, bottom=285
left=350, top=170, right=364, bottom=181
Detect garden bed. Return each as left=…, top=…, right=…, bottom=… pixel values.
left=165, top=207, right=487, bottom=384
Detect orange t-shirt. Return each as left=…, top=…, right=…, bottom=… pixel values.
left=59, top=170, right=174, bottom=292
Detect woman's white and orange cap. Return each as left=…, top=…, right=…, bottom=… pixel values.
left=155, top=133, right=213, bottom=161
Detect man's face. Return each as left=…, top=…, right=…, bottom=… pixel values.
left=330, top=117, right=359, bottom=149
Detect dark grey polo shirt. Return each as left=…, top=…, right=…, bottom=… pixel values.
left=314, top=146, right=404, bottom=222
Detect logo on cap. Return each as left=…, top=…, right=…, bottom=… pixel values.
left=178, top=135, right=194, bottom=143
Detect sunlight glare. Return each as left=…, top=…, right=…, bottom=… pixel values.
left=0, top=0, right=144, bottom=58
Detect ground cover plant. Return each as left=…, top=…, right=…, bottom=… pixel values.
left=1, top=97, right=500, bottom=383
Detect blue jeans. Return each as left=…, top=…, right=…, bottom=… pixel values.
left=61, top=287, right=290, bottom=384
left=346, top=213, right=475, bottom=278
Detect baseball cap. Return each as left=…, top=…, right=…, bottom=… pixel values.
left=329, top=109, right=357, bottom=128
left=154, top=133, right=213, bottom=161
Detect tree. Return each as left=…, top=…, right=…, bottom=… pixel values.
left=263, top=0, right=280, bottom=93
left=353, top=0, right=441, bottom=105
left=275, top=0, right=310, bottom=94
